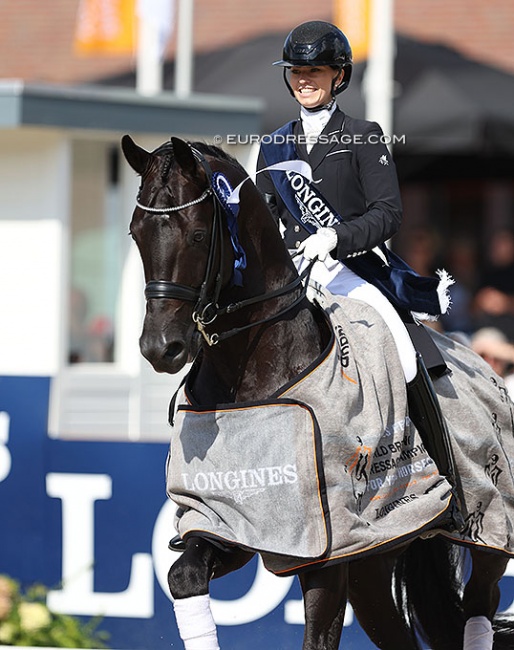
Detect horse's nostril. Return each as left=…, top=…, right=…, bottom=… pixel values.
left=165, top=342, right=185, bottom=360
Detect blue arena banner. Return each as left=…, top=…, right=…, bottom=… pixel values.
left=1, top=375, right=514, bottom=649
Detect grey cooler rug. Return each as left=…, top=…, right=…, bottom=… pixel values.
left=166, top=286, right=514, bottom=575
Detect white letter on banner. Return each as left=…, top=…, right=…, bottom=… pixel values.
left=500, top=559, right=514, bottom=615
left=152, top=500, right=294, bottom=625
left=46, top=473, right=154, bottom=618
left=0, top=412, right=11, bottom=482
left=211, top=560, right=294, bottom=625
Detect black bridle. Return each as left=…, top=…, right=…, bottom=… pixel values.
left=137, top=144, right=312, bottom=346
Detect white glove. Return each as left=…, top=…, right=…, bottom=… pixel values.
left=297, top=227, right=338, bottom=262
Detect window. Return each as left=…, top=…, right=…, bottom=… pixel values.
left=69, top=142, right=126, bottom=364
left=50, top=135, right=185, bottom=441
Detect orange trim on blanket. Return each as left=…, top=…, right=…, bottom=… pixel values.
left=175, top=400, right=330, bottom=559
left=342, top=371, right=358, bottom=384
left=307, top=402, right=330, bottom=557
left=436, top=535, right=514, bottom=557
left=279, top=339, right=338, bottom=397
left=271, top=498, right=455, bottom=575
left=179, top=402, right=313, bottom=416
left=172, top=522, right=514, bottom=564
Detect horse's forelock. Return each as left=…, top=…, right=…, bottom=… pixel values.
left=149, top=141, right=175, bottom=184
left=148, top=139, right=247, bottom=190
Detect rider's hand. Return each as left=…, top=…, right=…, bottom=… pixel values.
left=297, top=227, right=338, bottom=262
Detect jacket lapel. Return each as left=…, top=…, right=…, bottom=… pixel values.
left=307, top=109, right=347, bottom=172
left=293, top=120, right=309, bottom=162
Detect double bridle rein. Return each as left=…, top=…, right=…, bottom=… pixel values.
left=136, top=145, right=312, bottom=346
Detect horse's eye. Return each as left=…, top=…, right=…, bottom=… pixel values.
left=192, top=230, right=206, bottom=243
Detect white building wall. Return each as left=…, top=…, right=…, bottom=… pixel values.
left=0, top=129, right=70, bottom=376
left=0, top=127, right=252, bottom=441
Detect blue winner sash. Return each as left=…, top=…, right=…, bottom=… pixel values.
left=260, top=121, right=449, bottom=317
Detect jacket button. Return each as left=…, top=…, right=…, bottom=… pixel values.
left=295, top=241, right=301, bottom=248
left=294, top=225, right=300, bottom=232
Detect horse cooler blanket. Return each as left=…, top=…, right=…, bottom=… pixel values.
left=166, top=286, right=514, bottom=575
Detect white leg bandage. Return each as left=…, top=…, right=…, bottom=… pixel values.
left=173, top=594, right=220, bottom=650
left=463, top=616, right=494, bottom=650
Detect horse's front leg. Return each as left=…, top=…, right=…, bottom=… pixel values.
left=462, top=548, right=509, bottom=650
left=300, top=563, right=348, bottom=650
left=168, top=535, right=253, bottom=649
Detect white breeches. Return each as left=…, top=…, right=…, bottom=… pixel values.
left=297, top=255, right=418, bottom=383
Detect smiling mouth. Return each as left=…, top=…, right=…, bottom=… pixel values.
left=299, top=87, right=317, bottom=93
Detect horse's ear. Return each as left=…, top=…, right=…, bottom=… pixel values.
left=170, top=137, right=198, bottom=177
left=121, top=134, right=152, bottom=175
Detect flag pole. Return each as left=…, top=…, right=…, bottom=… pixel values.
left=364, top=0, right=395, bottom=142
left=175, top=0, right=194, bottom=98
left=136, top=16, right=163, bottom=96
left=136, top=0, right=176, bottom=96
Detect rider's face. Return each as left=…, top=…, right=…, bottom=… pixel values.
left=288, top=65, right=344, bottom=109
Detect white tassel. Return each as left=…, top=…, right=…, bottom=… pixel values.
left=436, top=268, right=455, bottom=314
left=411, top=268, right=455, bottom=322
left=463, top=616, right=494, bottom=650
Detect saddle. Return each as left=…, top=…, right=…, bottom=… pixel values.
left=402, top=313, right=449, bottom=379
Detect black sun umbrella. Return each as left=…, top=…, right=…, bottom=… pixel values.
left=99, top=32, right=514, bottom=156
left=393, top=37, right=514, bottom=155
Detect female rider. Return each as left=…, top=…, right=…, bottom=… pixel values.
left=256, top=19, right=462, bottom=529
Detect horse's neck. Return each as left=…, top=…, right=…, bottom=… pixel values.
left=192, top=300, right=325, bottom=404
left=190, top=186, right=326, bottom=404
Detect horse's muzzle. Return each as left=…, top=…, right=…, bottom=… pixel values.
left=139, top=300, right=196, bottom=374
left=139, top=334, right=189, bottom=374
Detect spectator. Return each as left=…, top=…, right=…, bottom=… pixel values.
left=471, top=327, right=514, bottom=398
left=473, top=228, right=514, bottom=341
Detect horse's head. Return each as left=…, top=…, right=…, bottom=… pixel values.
left=122, top=135, right=240, bottom=374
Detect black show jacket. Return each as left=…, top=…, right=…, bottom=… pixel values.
left=256, top=108, right=403, bottom=261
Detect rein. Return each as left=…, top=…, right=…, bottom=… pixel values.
left=194, top=262, right=313, bottom=346
left=138, top=144, right=313, bottom=346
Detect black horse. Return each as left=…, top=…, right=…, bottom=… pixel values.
left=122, top=134, right=514, bottom=650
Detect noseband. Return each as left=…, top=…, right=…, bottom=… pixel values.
left=137, top=144, right=312, bottom=345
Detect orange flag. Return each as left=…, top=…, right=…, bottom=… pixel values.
left=333, top=0, right=371, bottom=62
left=74, top=0, right=137, bottom=55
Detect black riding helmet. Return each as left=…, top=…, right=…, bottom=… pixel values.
left=274, top=20, right=353, bottom=97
